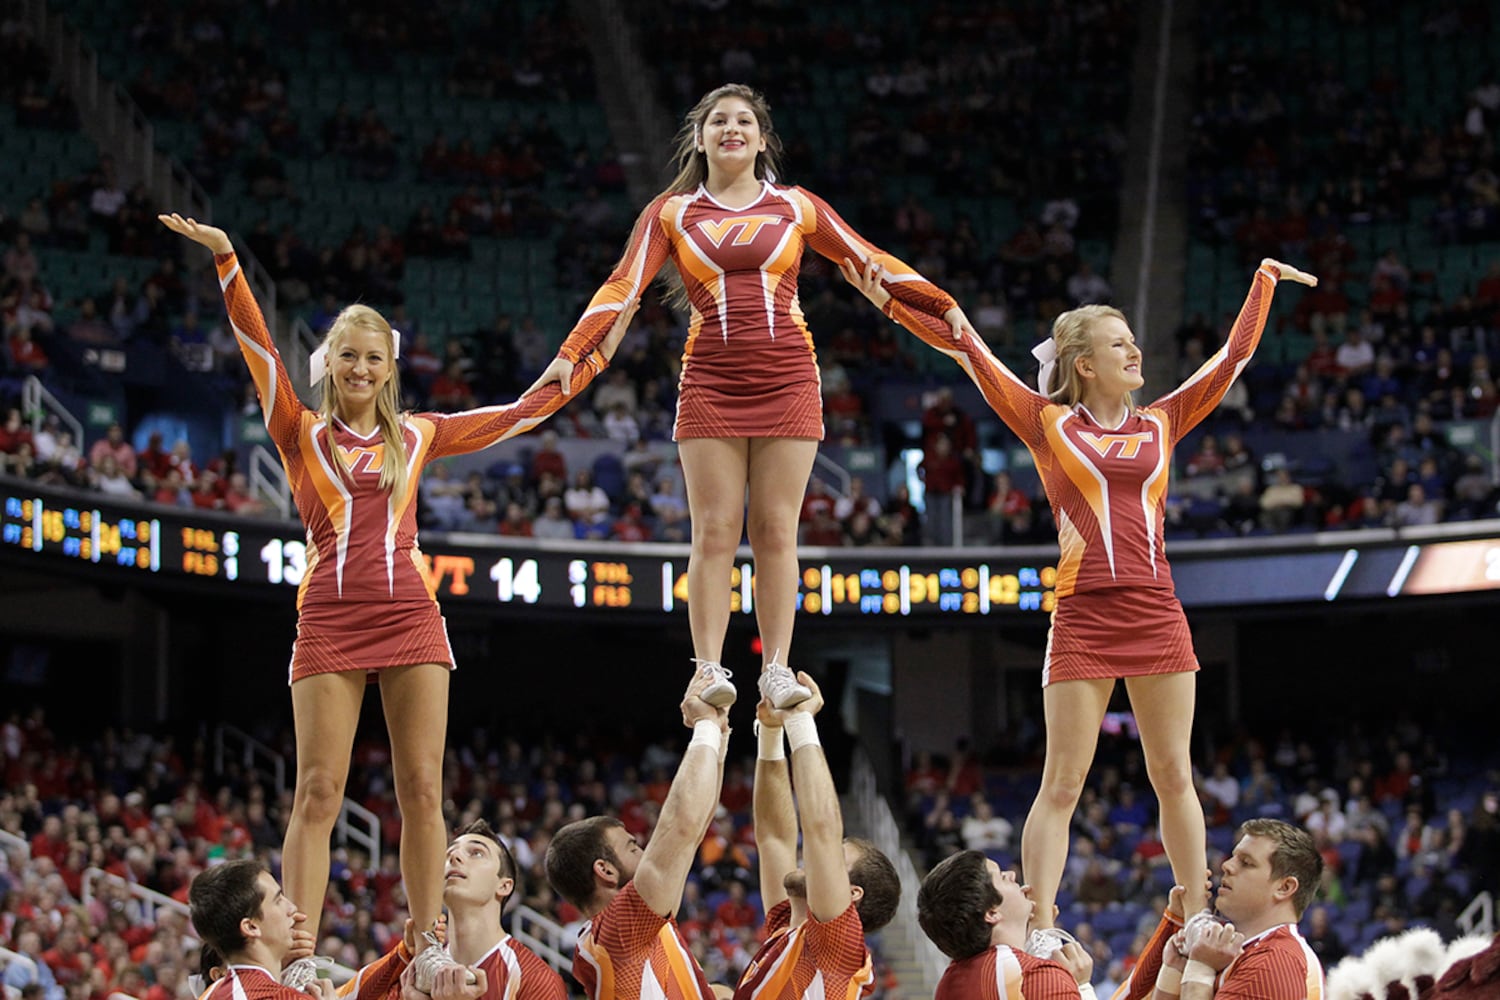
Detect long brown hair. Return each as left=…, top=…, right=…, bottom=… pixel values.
left=315, top=305, right=411, bottom=503
left=624, top=84, right=786, bottom=312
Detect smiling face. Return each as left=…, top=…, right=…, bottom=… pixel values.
left=1081, top=315, right=1144, bottom=395
left=700, top=97, right=767, bottom=177
left=329, top=326, right=394, bottom=410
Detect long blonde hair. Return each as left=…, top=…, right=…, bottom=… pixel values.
left=622, top=83, right=787, bottom=312
left=315, top=304, right=410, bottom=502
left=1045, top=304, right=1132, bottom=408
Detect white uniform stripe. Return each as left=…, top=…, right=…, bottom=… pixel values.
left=219, top=262, right=241, bottom=290
left=230, top=321, right=277, bottom=431
left=1137, top=412, right=1168, bottom=578
left=675, top=195, right=730, bottom=342
left=309, top=423, right=354, bottom=597
left=1053, top=410, right=1117, bottom=579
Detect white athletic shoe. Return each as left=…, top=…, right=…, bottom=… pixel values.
left=1182, top=908, right=1223, bottom=953
left=410, top=931, right=477, bottom=994
left=280, top=957, right=322, bottom=992
left=1022, top=926, right=1079, bottom=959
left=758, top=660, right=812, bottom=710
left=693, top=659, right=737, bottom=708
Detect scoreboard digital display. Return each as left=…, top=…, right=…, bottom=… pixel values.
left=0, top=483, right=1057, bottom=617
left=5, top=481, right=1499, bottom=617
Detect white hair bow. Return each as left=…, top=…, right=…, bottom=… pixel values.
left=1031, top=338, right=1058, bottom=398
left=309, top=327, right=401, bottom=387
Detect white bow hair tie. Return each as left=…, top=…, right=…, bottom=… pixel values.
left=1031, top=338, right=1058, bottom=398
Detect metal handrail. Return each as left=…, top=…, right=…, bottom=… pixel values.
left=1490, top=410, right=1499, bottom=485
left=22, top=376, right=85, bottom=447
left=0, top=947, right=39, bottom=981
left=213, top=725, right=287, bottom=797
left=1458, top=889, right=1494, bottom=937
left=335, top=797, right=381, bottom=864
left=20, top=0, right=284, bottom=351
left=81, top=868, right=357, bottom=985
left=812, top=452, right=853, bottom=499
left=849, top=750, right=946, bottom=997
left=0, top=829, right=32, bottom=860
left=512, top=905, right=574, bottom=975
left=249, top=446, right=291, bottom=520
left=82, top=865, right=190, bottom=924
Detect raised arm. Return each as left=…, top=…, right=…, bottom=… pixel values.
left=159, top=214, right=305, bottom=453
left=840, top=258, right=1050, bottom=449
left=631, top=671, right=731, bottom=919
left=1153, top=259, right=1316, bottom=441
left=776, top=676, right=851, bottom=924
left=529, top=197, right=674, bottom=395
left=428, top=300, right=638, bottom=459
left=752, top=700, right=797, bottom=917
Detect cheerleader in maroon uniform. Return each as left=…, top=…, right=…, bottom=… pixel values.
left=529, top=84, right=973, bottom=710
left=841, top=255, right=1316, bottom=954
left=161, top=214, right=635, bottom=988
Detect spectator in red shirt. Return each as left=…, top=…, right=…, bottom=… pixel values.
left=0, top=408, right=34, bottom=456
left=6, top=326, right=49, bottom=372
left=88, top=424, right=137, bottom=479
left=986, top=470, right=1032, bottom=543
left=429, top=360, right=476, bottom=410
left=611, top=503, right=651, bottom=542
left=497, top=501, right=534, bottom=537
left=530, top=430, right=567, bottom=484
left=713, top=879, right=757, bottom=930
left=920, top=435, right=965, bottom=545
left=137, top=433, right=172, bottom=484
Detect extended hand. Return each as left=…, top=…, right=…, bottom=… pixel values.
left=771, top=672, right=823, bottom=722
left=1188, top=921, right=1244, bottom=972
left=286, top=911, right=315, bottom=963
left=943, top=305, right=975, bottom=341
left=597, top=299, right=641, bottom=362
left=158, top=213, right=233, bottom=254
left=1260, top=258, right=1318, bottom=287
left=525, top=356, right=575, bottom=397
left=1051, top=940, right=1094, bottom=987
left=430, top=965, right=487, bottom=1000
left=838, top=257, right=891, bottom=310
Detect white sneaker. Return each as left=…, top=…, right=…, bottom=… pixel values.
left=280, top=957, right=322, bottom=992
left=694, top=659, right=737, bottom=708
left=1182, top=909, right=1223, bottom=953
left=758, top=660, right=811, bottom=710
left=1022, top=926, right=1078, bottom=959
left=411, top=931, right=477, bottom=994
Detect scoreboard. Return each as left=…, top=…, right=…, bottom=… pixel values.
left=5, top=480, right=1500, bottom=617
left=0, top=484, right=1057, bottom=617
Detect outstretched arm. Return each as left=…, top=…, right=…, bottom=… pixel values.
left=428, top=299, right=638, bottom=458
left=776, top=676, right=850, bottom=923
left=800, top=188, right=974, bottom=340
left=632, top=671, right=731, bottom=918
left=1153, top=259, right=1316, bottom=440
left=753, top=700, right=796, bottom=917
left=529, top=197, right=673, bottom=395
left=840, top=258, right=1050, bottom=449
left=159, top=213, right=305, bottom=453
